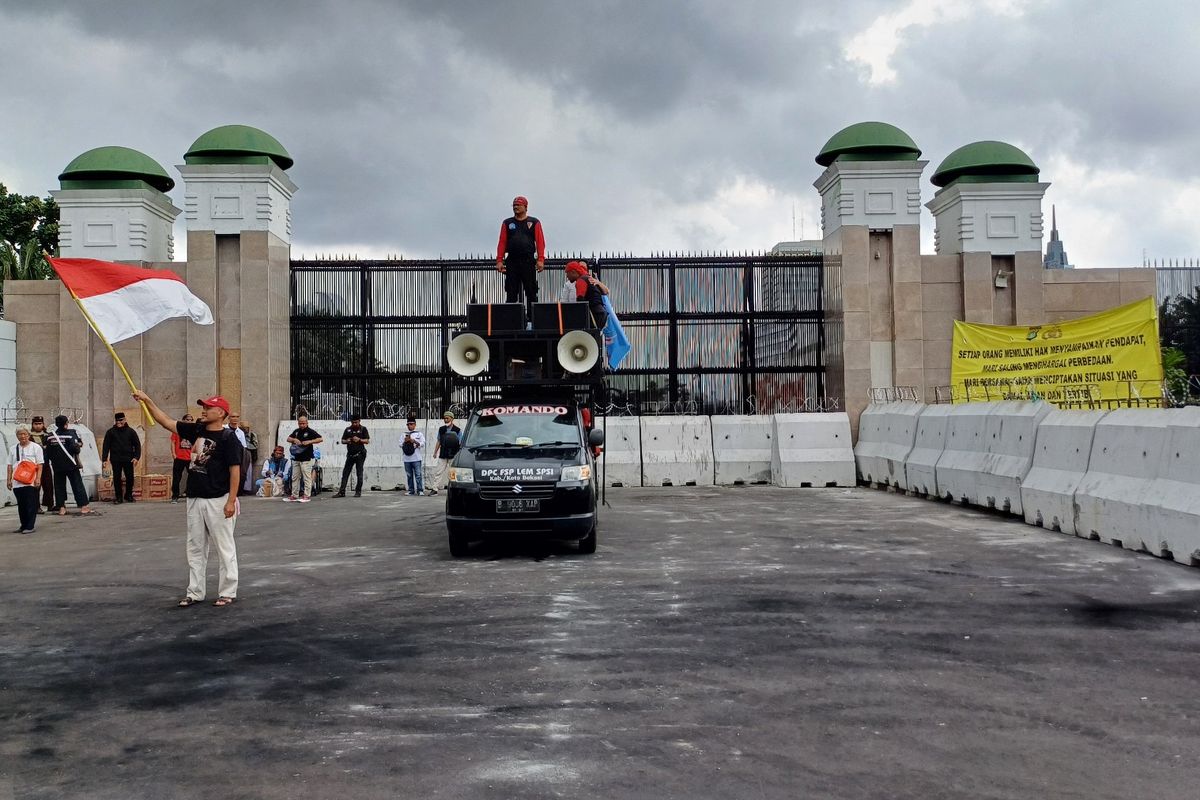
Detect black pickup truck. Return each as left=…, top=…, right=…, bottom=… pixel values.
left=445, top=399, right=605, bottom=556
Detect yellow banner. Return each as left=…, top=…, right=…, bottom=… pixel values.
left=950, top=297, right=1162, bottom=405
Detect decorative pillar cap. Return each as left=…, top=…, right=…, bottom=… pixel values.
left=59, top=146, right=174, bottom=192
left=816, top=121, right=921, bottom=166
left=184, top=125, right=293, bottom=169
left=931, top=141, right=1039, bottom=187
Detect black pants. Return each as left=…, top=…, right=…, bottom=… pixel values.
left=15, top=485, right=39, bottom=531
left=171, top=458, right=189, bottom=499
left=340, top=452, right=366, bottom=493
left=53, top=467, right=89, bottom=509
left=112, top=460, right=136, bottom=501
left=504, top=259, right=538, bottom=321
left=40, top=461, right=55, bottom=509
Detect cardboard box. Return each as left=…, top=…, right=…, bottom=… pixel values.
left=141, top=474, right=170, bottom=502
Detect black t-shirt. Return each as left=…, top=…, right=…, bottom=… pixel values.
left=175, top=421, right=245, bottom=499
left=341, top=425, right=370, bottom=457
left=289, top=427, right=322, bottom=461
left=437, top=424, right=462, bottom=459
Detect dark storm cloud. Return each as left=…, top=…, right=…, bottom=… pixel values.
left=881, top=1, right=1200, bottom=173
left=0, top=0, right=1195, bottom=264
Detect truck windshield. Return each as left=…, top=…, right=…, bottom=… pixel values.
left=467, top=406, right=581, bottom=448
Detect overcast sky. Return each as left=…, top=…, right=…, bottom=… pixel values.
left=1, top=0, right=1196, bottom=268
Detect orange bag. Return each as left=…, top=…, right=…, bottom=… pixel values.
left=13, top=459, right=38, bottom=485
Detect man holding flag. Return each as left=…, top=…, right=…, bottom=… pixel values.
left=135, top=390, right=243, bottom=608
left=46, top=255, right=232, bottom=606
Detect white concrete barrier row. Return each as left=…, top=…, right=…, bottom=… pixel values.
left=609, top=413, right=854, bottom=488
left=275, top=414, right=857, bottom=491
left=853, top=402, right=1200, bottom=567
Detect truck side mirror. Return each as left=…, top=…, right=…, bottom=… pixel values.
left=588, top=428, right=605, bottom=447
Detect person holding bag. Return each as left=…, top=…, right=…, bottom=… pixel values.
left=8, top=426, right=45, bottom=534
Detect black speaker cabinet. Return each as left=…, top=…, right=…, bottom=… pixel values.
left=466, top=303, right=525, bottom=332
left=532, top=301, right=591, bottom=332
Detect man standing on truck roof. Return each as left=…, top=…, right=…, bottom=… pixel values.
left=496, top=195, right=545, bottom=323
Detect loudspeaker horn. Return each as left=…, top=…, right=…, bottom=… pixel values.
left=448, top=333, right=490, bottom=376
left=556, top=330, right=600, bottom=374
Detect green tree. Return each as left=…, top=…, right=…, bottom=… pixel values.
left=1160, top=290, right=1200, bottom=378
left=0, top=182, right=59, bottom=286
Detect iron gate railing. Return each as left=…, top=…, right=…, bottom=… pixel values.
left=290, top=253, right=826, bottom=416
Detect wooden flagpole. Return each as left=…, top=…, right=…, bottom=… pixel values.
left=45, top=253, right=155, bottom=427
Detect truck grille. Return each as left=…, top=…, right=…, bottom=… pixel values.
left=479, top=482, right=557, bottom=500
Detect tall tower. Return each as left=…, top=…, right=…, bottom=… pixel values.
left=1043, top=205, right=1073, bottom=269
left=177, top=124, right=297, bottom=436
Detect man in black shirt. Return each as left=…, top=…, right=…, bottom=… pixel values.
left=133, top=390, right=244, bottom=608
left=429, top=411, right=462, bottom=495
left=285, top=415, right=323, bottom=502
left=102, top=411, right=142, bottom=503
left=334, top=414, right=370, bottom=498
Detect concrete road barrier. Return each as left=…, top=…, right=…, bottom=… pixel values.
left=1020, top=409, right=1108, bottom=536
left=975, top=401, right=1051, bottom=516
left=640, top=416, right=714, bottom=486
left=598, top=416, right=642, bottom=487
left=712, top=415, right=773, bottom=485
left=933, top=402, right=994, bottom=505
left=1074, top=408, right=1172, bottom=551
left=904, top=405, right=952, bottom=498
left=854, top=401, right=922, bottom=489
left=771, top=413, right=855, bottom=488
left=1143, top=406, right=1200, bottom=565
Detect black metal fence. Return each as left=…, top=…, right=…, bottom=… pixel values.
left=290, top=253, right=826, bottom=417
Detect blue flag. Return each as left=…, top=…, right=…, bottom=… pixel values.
left=601, top=295, right=631, bottom=370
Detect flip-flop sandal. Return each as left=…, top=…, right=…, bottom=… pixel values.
left=213, top=597, right=237, bottom=607
left=177, top=597, right=202, bottom=608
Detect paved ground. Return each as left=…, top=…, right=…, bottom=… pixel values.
left=2, top=486, right=1200, bottom=799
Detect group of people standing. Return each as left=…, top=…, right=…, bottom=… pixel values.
left=7, top=415, right=96, bottom=534
left=265, top=412, right=463, bottom=500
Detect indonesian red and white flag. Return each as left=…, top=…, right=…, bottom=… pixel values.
left=49, top=257, right=214, bottom=343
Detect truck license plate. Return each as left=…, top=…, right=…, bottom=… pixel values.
left=496, top=498, right=540, bottom=513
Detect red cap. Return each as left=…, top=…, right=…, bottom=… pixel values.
left=565, top=260, right=588, bottom=277
left=512, top=196, right=529, bottom=207
left=196, top=396, right=231, bottom=414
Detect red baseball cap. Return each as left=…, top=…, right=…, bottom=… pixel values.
left=196, top=396, right=231, bottom=414
left=565, top=260, right=588, bottom=276
left=512, top=196, right=529, bottom=207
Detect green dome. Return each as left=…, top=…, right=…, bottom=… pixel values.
left=184, top=124, right=293, bottom=169
left=815, top=121, right=921, bottom=167
left=931, top=140, right=1039, bottom=187
left=58, top=146, right=174, bottom=192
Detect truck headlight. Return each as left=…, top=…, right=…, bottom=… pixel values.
left=449, top=467, right=475, bottom=484
left=561, top=465, right=591, bottom=482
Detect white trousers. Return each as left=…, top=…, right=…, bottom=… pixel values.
left=185, top=495, right=239, bottom=600
left=433, top=458, right=451, bottom=490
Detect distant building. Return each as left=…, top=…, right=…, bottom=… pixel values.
left=1043, top=205, right=1073, bottom=269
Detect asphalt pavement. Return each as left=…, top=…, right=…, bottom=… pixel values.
left=2, top=486, right=1200, bottom=799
